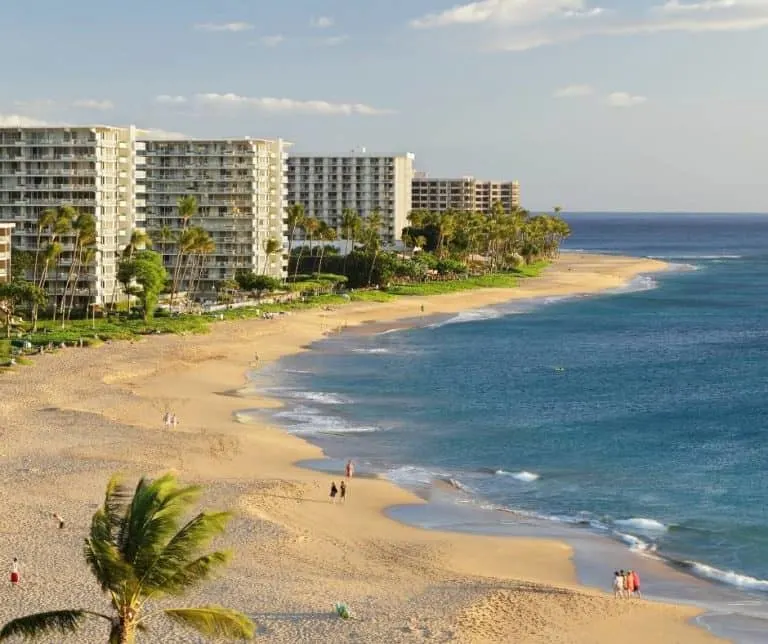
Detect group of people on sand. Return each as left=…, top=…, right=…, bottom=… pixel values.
left=613, top=569, right=641, bottom=598
left=162, top=411, right=179, bottom=429
left=329, top=459, right=355, bottom=504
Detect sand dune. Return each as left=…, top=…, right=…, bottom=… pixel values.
left=0, top=254, right=724, bottom=643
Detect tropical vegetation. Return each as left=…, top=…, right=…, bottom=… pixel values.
left=0, top=472, right=254, bottom=644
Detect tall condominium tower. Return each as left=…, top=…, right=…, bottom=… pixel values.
left=0, top=125, right=143, bottom=305
left=140, top=137, right=289, bottom=294
left=411, top=175, right=521, bottom=214
left=286, top=152, right=415, bottom=246
left=0, top=222, right=14, bottom=283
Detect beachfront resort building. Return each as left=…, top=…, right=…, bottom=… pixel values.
left=140, top=137, right=290, bottom=294
left=286, top=151, right=415, bottom=246
left=0, top=222, right=14, bottom=283
left=411, top=174, right=521, bottom=214
left=0, top=125, right=144, bottom=305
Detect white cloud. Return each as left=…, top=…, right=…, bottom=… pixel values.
left=194, top=22, right=253, bottom=32
left=553, top=84, right=594, bottom=98
left=322, top=35, right=349, bottom=46
left=656, top=0, right=739, bottom=13
left=138, top=128, right=188, bottom=140
left=155, top=95, right=188, bottom=105
left=606, top=92, right=647, bottom=108
left=0, top=114, right=55, bottom=127
left=410, top=0, right=601, bottom=28
left=193, top=93, right=395, bottom=116
left=312, top=16, right=334, bottom=28
left=412, top=0, right=768, bottom=50
left=72, top=99, right=114, bottom=110
left=13, top=99, right=56, bottom=110
left=260, top=34, right=285, bottom=46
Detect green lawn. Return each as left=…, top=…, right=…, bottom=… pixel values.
left=1, top=262, right=550, bottom=368
left=386, top=272, right=520, bottom=296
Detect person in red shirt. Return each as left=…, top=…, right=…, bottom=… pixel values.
left=631, top=570, right=641, bottom=597
left=624, top=570, right=635, bottom=597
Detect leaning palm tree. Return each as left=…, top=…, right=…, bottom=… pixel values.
left=170, top=196, right=199, bottom=305
left=262, top=237, right=282, bottom=275
left=0, top=473, right=254, bottom=644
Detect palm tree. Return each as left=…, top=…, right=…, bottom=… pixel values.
left=60, top=211, right=96, bottom=325
left=0, top=473, right=254, bottom=644
left=340, top=208, right=361, bottom=277
left=363, top=210, right=383, bottom=287
left=284, top=203, right=305, bottom=261
left=49, top=206, right=76, bottom=322
left=262, top=238, right=282, bottom=275
left=315, top=222, right=337, bottom=274
left=170, top=196, right=198, bottom=305
left=32, top=208, right=59, bottom=285
left=292, top=216, right=319, bottom=280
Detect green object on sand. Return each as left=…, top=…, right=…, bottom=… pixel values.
left=334, top=602, right=351, bottom=619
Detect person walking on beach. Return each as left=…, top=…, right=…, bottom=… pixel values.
left=53, top=512, right=65, bottom=529
left=330, top=482, right=338, bottom=504
left=10, top=558, right=19, bottom=587
left=340, top=481, right=347, bottom=503
left=624, top=569, right=635, bottom=597
left=163, top=411, right=171, bottom=429
left=170, top=413, right=178, bottom=429
left=631, top=570, right=641, bottom=597
left=345, top=459, right=354, bottom=480
left=613, top=570, right=624, bottom=599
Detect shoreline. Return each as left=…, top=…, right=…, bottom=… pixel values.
left=0, top=253, right=728, bottom=643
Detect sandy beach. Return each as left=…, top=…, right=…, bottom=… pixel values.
left=0, top=253, right=726, bottom=643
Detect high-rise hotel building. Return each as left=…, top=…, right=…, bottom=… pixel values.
left=0, top=222, right=14, bottom=283
left=0, top=125, right=143, bottom=305
left=411, top=175, right=521, bottom=214
left=286, top=152, right=415, bottom=246
left=140, top=137, right=289, bottom=292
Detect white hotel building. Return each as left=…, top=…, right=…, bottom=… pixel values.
left=0, top=125, right=143, bottom=305
left=286, top=152, right=415, bottom=246
left=0, top=222, right=14, bottom=283
left=140, top=137, right=289, bottom=292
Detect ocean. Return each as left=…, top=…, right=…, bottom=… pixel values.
left=256, top=213, right=768, bottom=641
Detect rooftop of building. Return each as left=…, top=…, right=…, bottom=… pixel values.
left=413, top=174, right=519, bottom=184
left=140, top=136, right=290, bottom=144
left=289, top=150, right=415, bottom=159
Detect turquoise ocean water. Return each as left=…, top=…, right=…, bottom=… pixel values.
left=256, top=214, right=768, bottom=641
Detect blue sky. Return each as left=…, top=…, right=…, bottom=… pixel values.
left=1, top=0, right=767, bottom=212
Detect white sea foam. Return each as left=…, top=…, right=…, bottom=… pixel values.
left=614, top=517, right=668, bottom=533
left=375, top=328, right=405, bottom=336
left=496, top=470, right=540, bottom=482
left=688, top=562, right=768, bottom=593
left=428, top=309, right=502, bottom=329
left=290, top=390, right=349, bottom=405
left=385, top=465, right=440, bottom=487
left=664, top=262, right=701, bottom=272
left=274, top=405, right=379, bottom=435
left=619, top=275, right=659, bottom=293
left=647, top=254, right=742, bottom=260
left=614, top=531, right=655, bottom=553
left=352, top=347, right=392, bottom=354
left=283, top=369, right=313, bottom=374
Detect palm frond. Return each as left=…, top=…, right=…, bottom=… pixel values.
left=139, top=511, right=232, bottom=594
left=84, top=536, right=133, bottom=594
left=161, top=607, right=254, bottom=641
left=102, top=474, right=131, bottom=539
left=126, top=477, right=203, bottom=570
left=146, top=550, right=232, bottom=597
left=0, top=611, right=87, bottom=641
left=121, top=474, right=202, bottom=565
